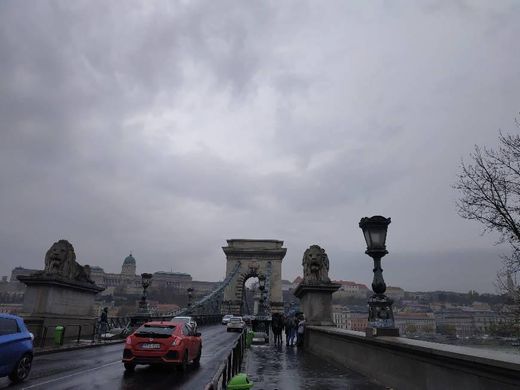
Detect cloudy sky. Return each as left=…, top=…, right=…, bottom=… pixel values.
left=1, top=1, right=520, bottom=293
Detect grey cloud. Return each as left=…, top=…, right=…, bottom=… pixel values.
left=1, top=1, right=520, bottom=293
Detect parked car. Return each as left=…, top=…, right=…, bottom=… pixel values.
left=122, top=320, right=202, bottom=372
left=221, top=314, right=233, bottom=325
left=171, top=316, right=198, bottom=331
left=226, top=316, right=246, bottom=332
left=0, top=314, right=34, bottom=383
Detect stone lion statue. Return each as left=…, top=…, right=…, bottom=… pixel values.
left=43, top=240, right=93, bottom=283
left=302, top=244, right=330, bottom=283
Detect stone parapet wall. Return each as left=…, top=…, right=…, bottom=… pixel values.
left=306, top=326, right=520, bottom=390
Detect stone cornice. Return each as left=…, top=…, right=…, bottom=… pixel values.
left=222, top=248, right=287, bottom=259
left=17, top=275, right=104, bottom=293
left=293, top=282, right=341, bottom=298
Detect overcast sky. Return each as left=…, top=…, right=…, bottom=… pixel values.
left=1, top=1, right=520, bottom=293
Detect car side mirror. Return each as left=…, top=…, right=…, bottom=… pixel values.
left=195, top=332, right=201, bottom=337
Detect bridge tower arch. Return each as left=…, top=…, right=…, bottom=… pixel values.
left=222, top=239, right=286, bottom=316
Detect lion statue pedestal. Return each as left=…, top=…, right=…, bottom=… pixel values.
left=293, top=245, right=340, bottom=326
left=17, top=240, right=104, bottom=344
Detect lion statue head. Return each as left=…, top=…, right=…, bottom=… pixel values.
left=302, top=244, right=330, bottom=283
left=43, top=240, right=93, bottom=283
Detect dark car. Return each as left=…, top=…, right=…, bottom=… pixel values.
left=0, top=314, right=33, bottom=383
left=122, top=321, right=202, bottom=372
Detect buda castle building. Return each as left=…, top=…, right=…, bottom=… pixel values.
left=5, top=254, right=217, bottom=297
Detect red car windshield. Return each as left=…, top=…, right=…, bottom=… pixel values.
left=134, top=325, right=175, bottom=338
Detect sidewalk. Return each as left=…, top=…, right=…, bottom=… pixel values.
left=243, top=342, right=386, bottom=390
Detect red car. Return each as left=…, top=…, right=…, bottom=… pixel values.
left=122, top=321, right=202, bottom=372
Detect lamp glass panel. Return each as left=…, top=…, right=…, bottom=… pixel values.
left=370, top=229, right=387, bottom=249
left=363, top=230, right=371, bottom=248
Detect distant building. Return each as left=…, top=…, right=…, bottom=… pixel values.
left=88, top=254, right=195, bottom=296
left=349, top=312, right=368, bottom=331
left=386, top=286, right=405, bottom=302
left=4, top=254, right=219, bottom=303
left=281, top=279, right=293, bottom=292
left=332, top=305, right=349, bottom=329
left=435, top=308, right=474, bottom=337
left=395, top=312, right=436, bottom=335
left=0, top=303, right=23, bottom=314
left=333, top=281, right=370, bottom=299
left=191, top=280, right=220, bottom=295
left=291, top=276, right=303, bottom=289
left=332, top=305, right=370, bottom=331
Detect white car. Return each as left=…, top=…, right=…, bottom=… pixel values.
left=226, top=316, right=245, bottom=332
left=221, top=314, right=233, bottom=325
left=171, top=316, right=197, bottom=331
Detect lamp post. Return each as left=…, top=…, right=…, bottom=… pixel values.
left=257, top=275, right=266, bottom=317
left=187, top=287, right=194, bottom=308
left=255, top=274, right=269, bottom=339
left=359, top=216, right=399, bottom=337
left=139, top=273, right=153, bottom=312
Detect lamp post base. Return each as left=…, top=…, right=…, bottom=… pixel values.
left=366, top=294, right=399, bottom=337
left=365, top=327, right=399, bottom=337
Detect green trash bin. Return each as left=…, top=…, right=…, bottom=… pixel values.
left=246, top=330, right=254, bottom=348
left=227, top=373, right=253, bottom=390
left=54, top=326, right=65, bottom=346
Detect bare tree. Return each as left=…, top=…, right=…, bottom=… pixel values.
left=454, top=126, right=520, bottom=303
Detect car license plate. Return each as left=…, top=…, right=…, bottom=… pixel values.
left=141, top=343, right=161, bottom=349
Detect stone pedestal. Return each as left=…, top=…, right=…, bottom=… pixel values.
left=365, top=294, right=400, bottom=337
left=18, top=274, right=104, bottom=344
left=293, top=282, right=340, bottom=326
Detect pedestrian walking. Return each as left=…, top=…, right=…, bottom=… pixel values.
left=284, top=315, right=296, bottom=346
left=98, top=307, right=109, bottom=341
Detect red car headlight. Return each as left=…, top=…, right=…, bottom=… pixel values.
left=171, top=337, right=181, bottom=346
left=125, top=336, right=132, bottom=345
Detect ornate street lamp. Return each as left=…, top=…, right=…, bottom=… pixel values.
left=359, top=216, right=399, bottom=337
left=138, top=273, right=153, bottom=313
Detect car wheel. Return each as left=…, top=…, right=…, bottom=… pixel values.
left=226, top=328, right=230, bottom=332
left=124, top=362, right=135, bottom=372
left=178, top=351, right=188, bottom=372
left=9, top=353, right=32, bottom=383
left=193, top=347, right=201, bottom=366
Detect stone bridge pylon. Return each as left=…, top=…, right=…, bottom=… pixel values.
left=222, top=239, right=286, bottom=316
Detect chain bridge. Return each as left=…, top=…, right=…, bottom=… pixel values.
left=4, top=239, right=519, bottom=390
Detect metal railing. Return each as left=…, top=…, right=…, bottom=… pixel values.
left=34, top=314, right=224, bottom=348
left=38, top=322, right=97, bottom=348
left=108, top=316, right=131, bottom=329
left=204, top=330, right=246, bottom=390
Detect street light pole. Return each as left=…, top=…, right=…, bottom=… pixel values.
left=359, top=216, right=399, bottom=337
left=139, top=273, right=153, bottom=313
left=187, top=287, right=194, bottom=309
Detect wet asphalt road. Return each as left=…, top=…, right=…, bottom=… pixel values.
left=0, top=324, right=240, bottom=390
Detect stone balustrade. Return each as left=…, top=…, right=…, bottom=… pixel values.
left=305, top=326, right=520, bottom=390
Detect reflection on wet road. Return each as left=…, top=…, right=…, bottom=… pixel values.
left=245, top=341, right=385, bottom=390
left=0, top=324, right=239, bottom=390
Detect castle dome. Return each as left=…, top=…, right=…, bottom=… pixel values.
left=123, top=254, right=136, bottom=265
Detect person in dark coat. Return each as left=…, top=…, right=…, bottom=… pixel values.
left=98, top=307, right=109, bottom=340
left=284, top=315, right=296, bottom=346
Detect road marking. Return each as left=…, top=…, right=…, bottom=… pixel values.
left=22, top=360, right=120, bottom=389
